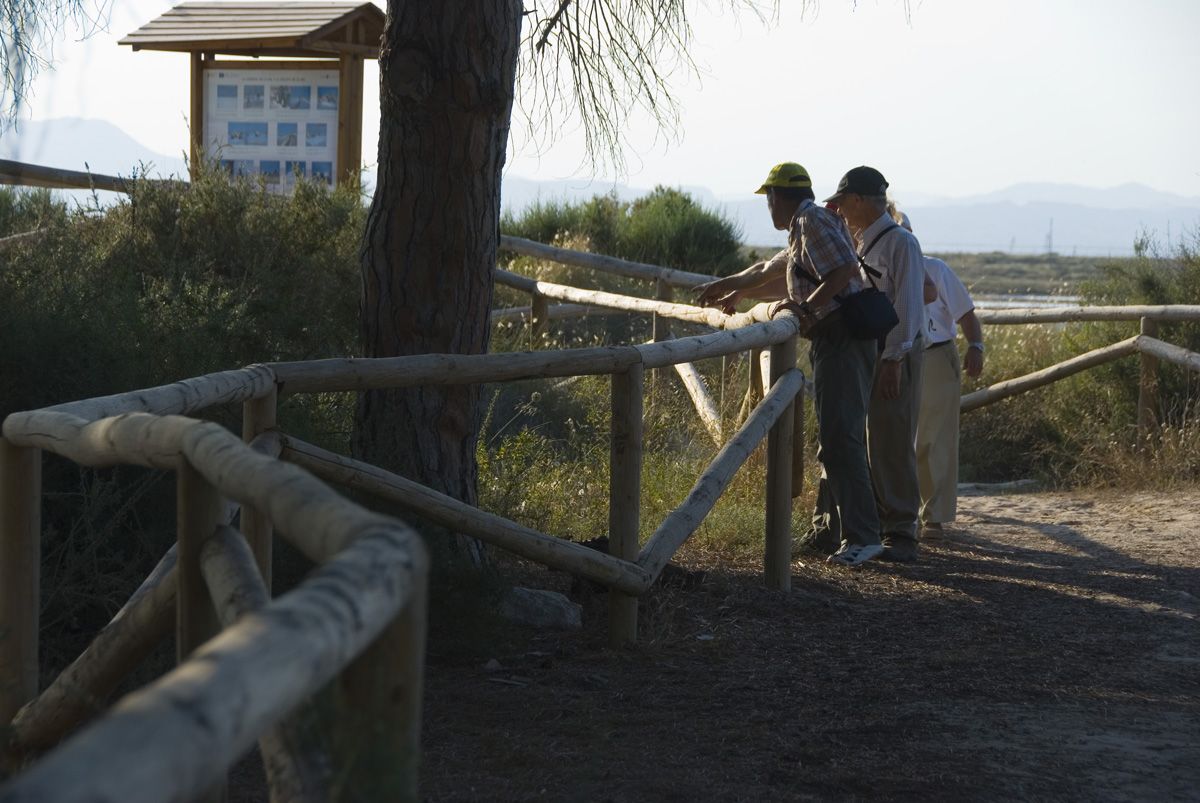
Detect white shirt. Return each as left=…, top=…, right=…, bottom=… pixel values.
left=924, top=257, right=975, bottom=346
left=858, top=214, right=927, bottom=360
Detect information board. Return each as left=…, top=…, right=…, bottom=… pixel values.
left=202, top=67, right=339, bottom=190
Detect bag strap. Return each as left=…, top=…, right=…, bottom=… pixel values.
left=792, top=222, right=901, bottom=286
left=856, top=223, right=900, bottom=285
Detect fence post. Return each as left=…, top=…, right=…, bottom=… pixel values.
left=176, top=459, right=225, bottom=802
left=649, top=280, right=672, bottom=403
left=609, top=364, right=644, bottom=648
left=764, top=336, right=797, bottom=591
left=242, top=387, right=277, bottom=591
left=334, top=565, right=428, bottom=803
left=0, top=439, right=41, bottom=725
left=739, top=349, right=765, bottom=423
left=531, top=291, right=549, bottom=349
left=791, top=382, right=805, bottom=499
left=1137, top=316, right=1160, bottom=447
left=652, top=280, right=673, bottom=343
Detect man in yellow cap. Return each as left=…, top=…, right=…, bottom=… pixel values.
left=694, top=163, right=883, bottom=567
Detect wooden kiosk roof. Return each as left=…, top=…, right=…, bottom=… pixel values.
left=119, top=1, right=384, bottom=58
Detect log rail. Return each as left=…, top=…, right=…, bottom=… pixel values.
left=0, top=300, right=805, bottom=802
left=3, top=222, right=1200, bottom=801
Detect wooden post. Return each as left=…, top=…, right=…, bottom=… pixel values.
left=176, top=459, right=224, bottom=802
left=739, top=348, right=765, bottom=424
left=609, top=365, right=644, bottom=647
left=652, top=279, right=673, bottom=343
left=791, top=383, right=805, bottom=498
left=189, top=53, right=206, bottom=176
left=0, top=439, right=41, bottom=725
left=1138, top=316, right=1160, bottom=447
left=531, top=292, right=549, bottom=348
left=242, top=387, right=277, bottom=591
left=337, top=54, right=365, bottom=186
left=334, top=568, right=428, bottom=802
left=649, top=280, right=672, bottom=404
left=764, top=336, right=797, bottom=591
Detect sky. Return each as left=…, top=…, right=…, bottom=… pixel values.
left=9, top=0, right=1200, bottom=202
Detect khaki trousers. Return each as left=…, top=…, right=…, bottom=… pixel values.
left=866, top=339, right=924, bottom=542
left=916, top=340, right=961, bottom=525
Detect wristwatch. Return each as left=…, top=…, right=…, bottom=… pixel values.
left=968, top=341, right=985, bottom=353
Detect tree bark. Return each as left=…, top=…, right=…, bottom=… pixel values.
left=356, top=1, right=523, bottom=569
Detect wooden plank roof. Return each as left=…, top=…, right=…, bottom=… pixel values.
left=120, top=2, right=384, bottom=58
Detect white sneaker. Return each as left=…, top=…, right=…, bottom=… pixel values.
left=827, top=542, right=884, bottom=567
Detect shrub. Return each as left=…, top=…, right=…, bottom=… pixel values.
left=501, top=186, right=744, bottom=276
left=0, top=171, right=367, bottom=671
left=620, top=186, right=743, bottom=276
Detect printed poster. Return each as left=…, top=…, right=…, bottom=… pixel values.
left=202, top=68, right=340, bottom=191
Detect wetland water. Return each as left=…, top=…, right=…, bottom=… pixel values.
left=974, top=293, right=1082, bottom=309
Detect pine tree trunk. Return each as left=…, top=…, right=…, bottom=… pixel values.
left=355, top=1, right=522, bottom=569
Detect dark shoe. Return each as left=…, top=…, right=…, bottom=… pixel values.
left=794, top=528, right=840, bottom=557
left=881, top=536, right=919, bottom=563
left=920, top=522, right=945, bottom=540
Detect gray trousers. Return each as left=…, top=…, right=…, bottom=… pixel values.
left=867, top=338, right=925, bottom=542
left=808, top=316, right=880, bottom=547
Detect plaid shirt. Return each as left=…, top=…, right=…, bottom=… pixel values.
left=764, top=199, right=862, bottom=317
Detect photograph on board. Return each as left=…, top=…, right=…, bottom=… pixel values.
left=317, top=86, right=339, bottom=111
left=228, top=122, right=269, bottom=146
left=216, top=85, right=238, bottom=111
left=305, top=123, right=328, bottom=148
left=277, top=122, right=298, bottom=147
left=260, top=160, right=281, bottom=185
left=221, top=159, right=256, bottom=178
left=284, top=161, right=306, bottom=182
left=243, top=85, right=264, bottom=110
left=311, top=161, right=333, bottom=185
left=270, top=85, right=312, bottom=110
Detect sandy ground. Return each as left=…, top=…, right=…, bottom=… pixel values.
left=223, top=487, right=1199, bottom=801
left=415, top=488, right=1199, bottom=802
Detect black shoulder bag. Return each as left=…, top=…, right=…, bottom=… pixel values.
left=840, top=223, right=901, bottom=341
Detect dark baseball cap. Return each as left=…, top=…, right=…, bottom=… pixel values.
left=823, top=166, right=889, bottom=203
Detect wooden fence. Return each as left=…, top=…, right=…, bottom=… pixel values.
left=0, top=264, right=807, bottom=799
left=2, top=167, right=1200, bottom=800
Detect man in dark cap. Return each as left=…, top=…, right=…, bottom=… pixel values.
left=695, top=162, right=883, bottom=566
left=823, top=166, right=928, bottom=562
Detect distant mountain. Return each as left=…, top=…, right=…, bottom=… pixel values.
left=501, top=176, right=1200, bottom=256
left=6, top=118, right=1199, bottom=256
left=0, top=117, right=187, bottom=179
left=929, top=182, right=1200, bottom=211
left=899, top=201, right=1198, bottom=256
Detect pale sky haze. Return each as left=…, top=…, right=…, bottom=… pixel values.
left=11, top=0, right=1200, bottom=202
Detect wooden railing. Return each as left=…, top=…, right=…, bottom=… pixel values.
left=498, top=237, right=1200, bottom=438
left=0, top=370, right=430, bottom=801
left=3, top=168, right=1199, bottom=799
left=0, top=159, right=177, bottom=194
left=0, top=294, right=806, bottom=800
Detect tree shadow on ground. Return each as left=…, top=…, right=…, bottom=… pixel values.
left=417, top=497, right=1200, bottom=802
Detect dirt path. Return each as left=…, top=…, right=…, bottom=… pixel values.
left=420, top=489, right=1200, bottom=802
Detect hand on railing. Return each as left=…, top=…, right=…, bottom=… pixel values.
left=693, top=278, right=740, bottom=314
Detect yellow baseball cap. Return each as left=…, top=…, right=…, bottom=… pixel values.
left=754, top=162, right=813, bottom=194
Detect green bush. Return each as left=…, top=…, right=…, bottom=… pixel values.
left=501, top=186, right=743, bottom=276
left=0, top=170, right=367, bottom=671
left=620, top=186, right=743, bottom=275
